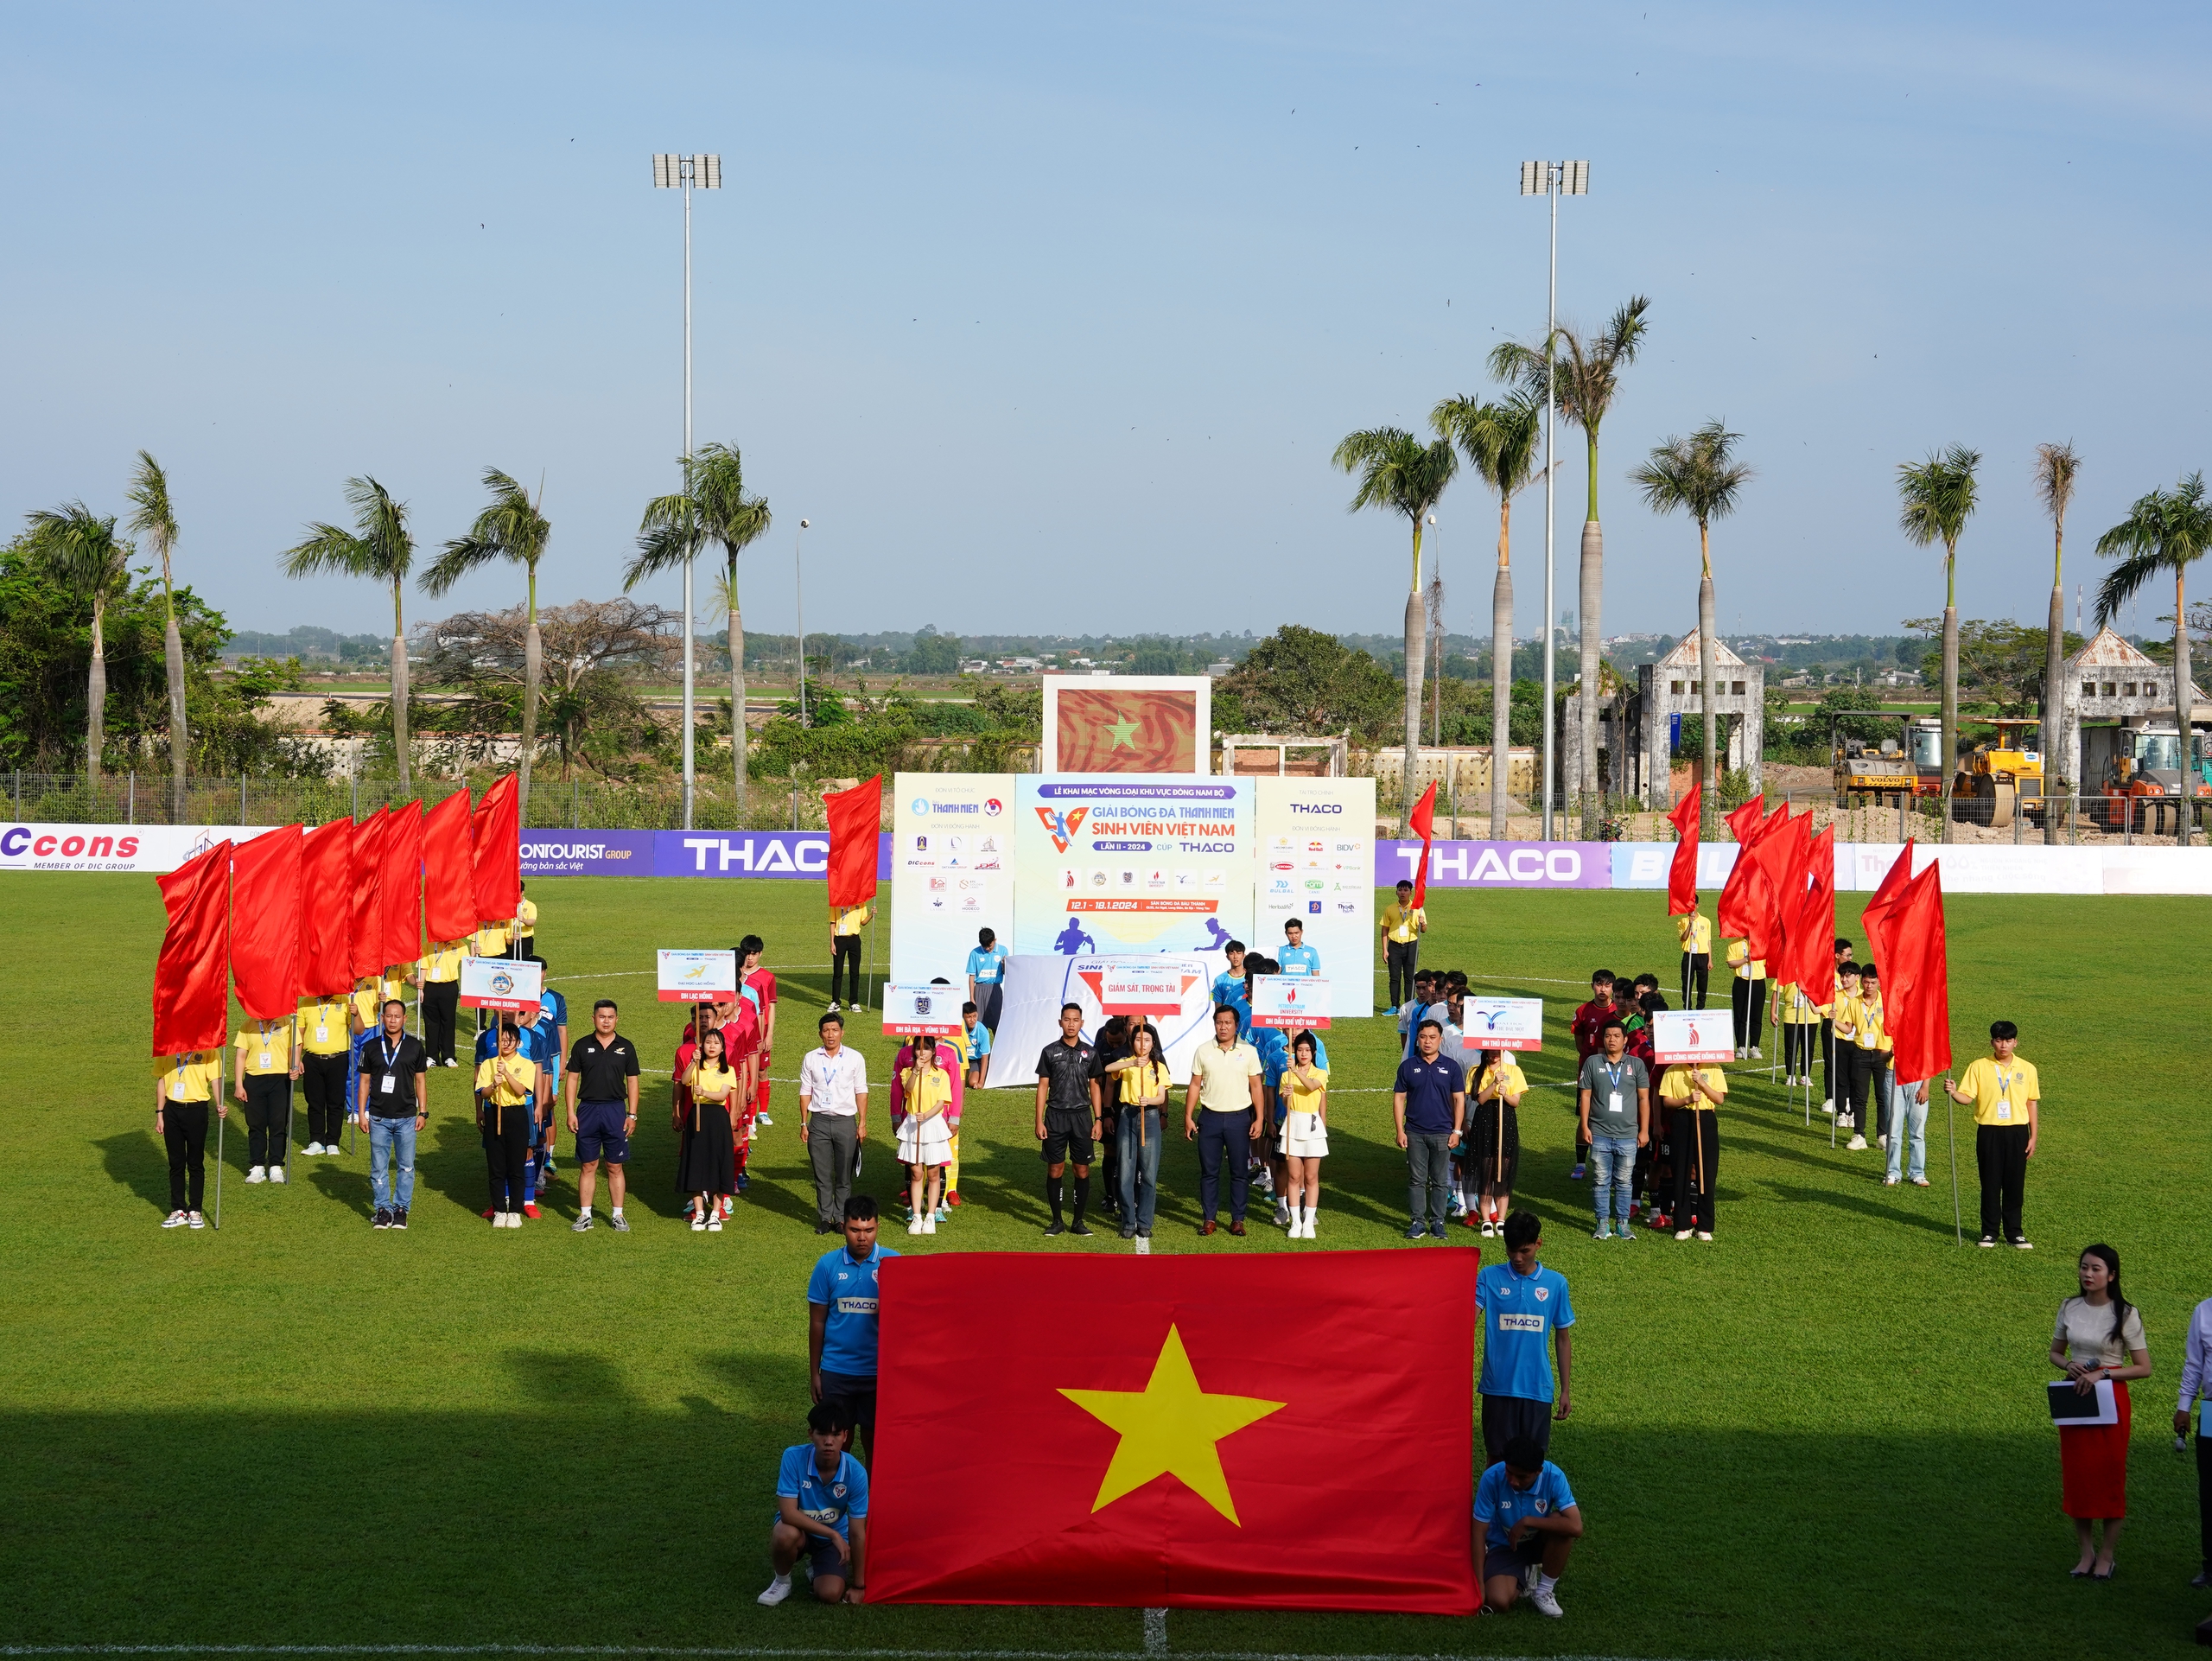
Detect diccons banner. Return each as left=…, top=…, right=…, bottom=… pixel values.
left=2, top=823, right=276, bottom=874
left=890, top=773, right=1017, bottom=986
left=1014, top=777, right=1254, bottom=958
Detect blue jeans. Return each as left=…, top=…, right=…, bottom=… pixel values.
left=1116, top=1109, right=1162, bottom=1232
left=369, top=1115, right=417, bottom=1211
left=1885, top=1079, right=1929, bottom=1182
left=1590, top=1133, right=1638, bottom=1228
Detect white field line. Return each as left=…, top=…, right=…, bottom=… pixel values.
left=0, top=1648, right=1698, bottom=1661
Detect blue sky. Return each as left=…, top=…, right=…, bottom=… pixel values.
left=3, top=3, right=2206, bottom=645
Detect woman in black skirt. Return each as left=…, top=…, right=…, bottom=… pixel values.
left=1465, top=1047, right=1527, bottom=1239
left=678, top=1026, right=738, bottom=1232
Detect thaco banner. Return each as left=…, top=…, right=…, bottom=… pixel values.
left=1458, top=996, right=1543, bottom=1053
left=459, top=956, right=544, bottom=1014
left=890, top=772, right=1017, bottom=986
left=657, top=949, right=737, bottom=1002
left=1014, top=776, right=1253, bottom=958
left=1374, top=840, right=1610, bottom=890
left=1250, top=975, right=1332, bottom=1029
left=1652, top=1009, right=1735, bottom=1064
left=1253, top=777, right=1374, bottom=1010
left=881, top=983, right=966, bottom=1038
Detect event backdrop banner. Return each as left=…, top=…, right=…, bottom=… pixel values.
left=890, top=772, right=1017, bottom=986
left=1014, top=776, right=1253, bottom=958
left=982, top=954, right=1219, bottom=1086
left=1254, top=776, right=1374, bottom=990
left=1, top=822, right=276, bottom=874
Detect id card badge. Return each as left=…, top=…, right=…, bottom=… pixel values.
left=258, top=1052, right=271, bottom=1070
left=315, top=1024, right=329, bottom=1044
left=1609, top=1091, right=1624, bottom=1115
left=380, top=1072, right=397, bottom=1095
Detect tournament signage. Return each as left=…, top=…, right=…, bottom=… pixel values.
left=888, top=772, right=1017, bottom=986
left=1652, top=1009, right=1734, bottom=1064
left=1253, top=777, right=1374, bottom=988
left=1013, top=776, right=1254, bottom=958
left=657, top=948, right=737, bottom=1003
left=459, top=956, right=544, bottom=1013
left=1249, top=975, right=1332, bottom=1030
left=1457, top=996, right=1543, bottom=1052
left=881, top=983, right=966, bottom=1037
left=1073, top=960, right=1205, bottom=1019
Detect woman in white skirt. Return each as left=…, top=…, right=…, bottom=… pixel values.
left=895, top=1038, right=955, bottom=1234
left=1278, top=1031, right=1329, bottom=1238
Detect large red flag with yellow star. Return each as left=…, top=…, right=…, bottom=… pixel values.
left=1055, top=685, right=1201, bottom=773
left=866, top=1251, right=1478, bottom=1612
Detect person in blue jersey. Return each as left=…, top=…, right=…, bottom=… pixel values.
left=964, top=926, right=1009, bottom=1034
left=1473, top=1435, right=1582, bottom=1618
left=759, top=1401, right=869, bottom=1607
left=806, top=1195, right=897, bottom=1460
left=524, top=960, right=568, bottom=1204
left=1399, top=970, right=1452, bottom=1061
left=1211, top=939, right=1248, bottom=1009
left=1277, top=918, right=1321, bottom=978
left=1475, top=1211, right=1575, bottom=1464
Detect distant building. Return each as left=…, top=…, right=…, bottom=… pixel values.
left=1565, top=631, right=1765, bottom=806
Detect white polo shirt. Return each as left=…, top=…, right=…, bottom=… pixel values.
left=801, top=1046, right=868, bottom=1117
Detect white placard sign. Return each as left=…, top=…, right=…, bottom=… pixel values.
left=1652, top=1009, right=1735, bottom=1064
left=459, top=956, right=544, bottom=1013
left=880, top=983, right=965, bottom=1037
left=657, top=949, right=738, bottom=1003
left=1249, top=975, right=1332, bottom=1030
left=1457, top=996, right=1544, bottom=1053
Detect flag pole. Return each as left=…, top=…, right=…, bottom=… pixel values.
left=213, top=1103, right=225, bottom=1230
left=1946, top=1071, right=1962, bottom=1244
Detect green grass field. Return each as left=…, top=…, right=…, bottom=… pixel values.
left=4, top=875, right=2209, bottom=1660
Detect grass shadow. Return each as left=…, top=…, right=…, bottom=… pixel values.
left=94, top=1130, right=173, bottom=1215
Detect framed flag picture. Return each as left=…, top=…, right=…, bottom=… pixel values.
left=1249, top=975, right=1331, bottom=1029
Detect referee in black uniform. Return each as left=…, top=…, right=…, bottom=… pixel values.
left=1034, top=1004, right=1100, bottom=1238
left=566, top=999, right=641, bottom=1233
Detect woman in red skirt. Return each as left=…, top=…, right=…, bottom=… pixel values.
left=2050, top=1243, right=2152, bottom=1580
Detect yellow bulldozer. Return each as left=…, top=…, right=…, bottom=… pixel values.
left=1950, top=718, right=2046, bottom=828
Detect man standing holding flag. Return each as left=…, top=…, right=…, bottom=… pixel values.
left=823, top=776, right=882, bottom=1015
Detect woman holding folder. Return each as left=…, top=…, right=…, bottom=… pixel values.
left=2050, top=1243, right=2152, bottom=1580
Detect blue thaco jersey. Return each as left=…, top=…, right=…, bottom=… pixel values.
left=962, top=1021, right=993, bottom=1060
left=531, top=988, right=567, bottom=1075
left=1473, top=1460, right=1576, bottom=1550
left=1475, top=1261, right=1575, bottom=1403
left=1252, top=1028, right=1289, bottom=1088
left=1277, top=944, right=1321, bottom=977
left=966, top=944, right=1008, bottom=985
left=775, top=1444, right=869, bottom=1538
left=807, top=1244, right=899, bottom=1377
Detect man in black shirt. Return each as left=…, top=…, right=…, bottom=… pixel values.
left=1090, top=1015, right=1130, bottom=1224
left=354, top=998, right=429, bottom=1230
left=1033, top=1004, right=1100, bottom=1238
left=566, top=998, right=642, bottom=1233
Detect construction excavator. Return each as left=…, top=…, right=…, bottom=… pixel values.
left=1950, top=718, right=2047, bottom=829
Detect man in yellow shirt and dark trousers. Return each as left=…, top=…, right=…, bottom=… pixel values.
left=415, top=936, right=467, bottom=1066
left=1675, top=907, right=1712, bottom=1010
left=232, top=1017, right=301, bottom=1185
left=829, top=901, right=870, bottom=1013
left=295, top=991, right=353, bottom=1156
left=1380, top=879, right=1427, bottom=1015
left=1945, top=1020, right=2040, bottom=1250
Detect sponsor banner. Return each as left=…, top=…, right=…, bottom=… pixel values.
left=0, top=822, right=276, bottom=874
left=459, top=956, right=544, bottom=1013
left=519, top=831, right=655, bottom=876
left=891, top=772, right=1018, bottom=986
left=1610, top=841, right=1743, bottom=891
left=1014, top=776, right=1254, bottom=957
left=1456, top=996, right=1543, bottom=1053
left=982, top=954, right=1217, bottom=1086
left=518, top=830, right=893, bottom=879
left=1376, top=839, right=1610, bottom=890
left=881, top=983, right=965, bottom=1037
left=658, top=948, right=738, bottom=1002
left=1255, top=777, right=1375, bottom=1013
left=1652, top=1009, right=1735, bottom=1064
left=1250, top=975, right=1332, bottom=1030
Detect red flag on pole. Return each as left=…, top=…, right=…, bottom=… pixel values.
left=471, top=772, right=520, bottom=925
left=153, top=840, right=232, bottom=1055
left=1408, top=782, right=1438, bottom=909
left=1751, top=810, right=1810, bottom=968
left=1713, top=794, right=1768, bottom=939
left=231, top=824, right=303, bottom=1021
left=1884, top=863, right=1952, bottom=1083
left=423, top=788, right=476, bottom=942
left=824, top=773, right=883, bottom=909
left=1664, top=780, right=1700, bottom=917
left=381, top=799, right=423, bottom=971
left=348, top=806, right=390, bottom=981
left=1857, top=839, right=1916, bottom=972
left=298, top=818, right=354, bottom=998
left=1789, top=825, right=1837, bottom=1009
left=867, top=1251, right=1478, bottom=1612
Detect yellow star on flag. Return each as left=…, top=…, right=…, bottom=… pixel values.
left=1103, top=714, right=1141, bottom=749
left=1059, top=1324, right=1284, bottom=1524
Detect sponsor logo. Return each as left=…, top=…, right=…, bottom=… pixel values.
left=984, top=799, right=1002, bottom=817
left=1497, top=1313, right=1546, bottom=1333
left=1309, top=901, right=1324, bottom=913
left=911, top=798, right=929, bottom=815
left=1336, top=901, right=1356, bottom=913
left=1303, top=879, right=1325, bottom=889
left=1034, top=804, right=1090, bottom=854
left=1271, top=861, right=1294, bottom=870
left=1289, top=802, right=1344, bottom=815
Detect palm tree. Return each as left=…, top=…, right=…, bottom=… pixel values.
left=2095, top=471, right=2212, bottom=848
left=1631, top=419, right=1753, bottom=819
left=125, top=452, right=188, bottom=819
left=1434, top=392, right=1543, bottom=837
left=1332, top=427, right=1457, bottom=832
left=1897, top=445, right=1981, bottom=837
left=283, top=478, right=417, bottom=790
left=627, top=442, right=772, bottom=816
left=24, top=504, right=132, bottom=781
left=2033, top=442, right=2081, bottom=842
left=424, top=468, right=552, bottom=819
left=1491, top=296, right=1651, bottom=830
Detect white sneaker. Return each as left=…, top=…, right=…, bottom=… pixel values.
left=1847, top=1135, right=1867, bottom=1151
left=1305, top=1216, right=1318, bottom=1238
left=163, top=1210, right=188, bottom=1228
left=758, top=1575, right=793, bottom=1607
left=269, top=1164, right=286, bottom=1184
left=756, top=1113, right=774, bottom=1127
left=1480, top=1222, right=1496, bottom=1238
left=303, top=1142, right=323, bottom=1156
left=1696, top=1231, right=1714, bottom=1242
left=245, top=1166, right=267, bottom=1184
left=1528, top=1581, right=1564, bottom=1618
left=922, top=1215, right=936, bottom=1235
left=708, top=1217, right=722, bottom=1231
left=1821, top=1100, right=1836, bottom=1116
left=1734, top=1047, right=1746, bottom=1060
left=1749, top=1045, right=1762, bottom=1059
left=1675, top=1228, right=1695, bottom=1241
left=907, top=1217, right=924, bottom=1234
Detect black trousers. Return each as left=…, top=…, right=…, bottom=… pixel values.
left=515, top=933, right=533, bottom=962
left=1386, top=939, right=1419, bottom=1007
left=2197, top=1432, right=2212, bottom=1573
left=1976, top=1123, right=2031, bottom=1240
left=1780, top=1022, right=1814, bottom=1074
left=1099, top=1114, right=1121, bottom=1213
left=1672, top=1107, right=1719, bottom=1231
left=1838, top=1046, right=1876, bottom=1129
left=1196, top=1109, right=1251, bottom=1223
left=1679, top=951, right=1709, bottom=1009
left=482, top=1103, right=531, bottom=1212
left=301, top=1052, right=350, bottom=1144
left=1731, top=978, right=1764, bottom=1050
left=1479, top=1392, right=1552, bottom=1467
left=163, top=1100, right=210, bottom=1212
left=830, top=935, right=862, bottom=1004
left=1818, top=1018, right=1836, bottom=1102
left=243, top=1073, right=290, bottom=1168
left=423, top=980, right=460, bottom=1063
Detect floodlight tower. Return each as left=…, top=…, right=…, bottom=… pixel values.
left=652, top=152, right=721, bottom=829
left=1518, top=157, right=1587, bottom=840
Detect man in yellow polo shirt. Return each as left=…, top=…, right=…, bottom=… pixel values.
left=1675, top=907, right=1713, bottom=1009
left=415, top=935, right=467, bottom=1066
left=155, top=1050, right=223, bottom=1227
left=1380, top=878, right=1427, bottom=1015
left=296, top=990, right=353, bottom=1156
left=232, top=1016, right=301, bottom=1184
left=1946, top=1020, right=2039, bottom=1250
left=514, top=881, right=538, bottom=961
left=829, top=901, right=871, bottom=1013
left=474, top=916, right=513, bottom=959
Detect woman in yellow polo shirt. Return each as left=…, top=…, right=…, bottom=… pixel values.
left=156, top=1050, right=223, bottom=1228
left=296, top=991, right=353, bottom=1156
left=1658, top=1060, right=1726, bottom=1240
left=475, top=1021, right=538, bottom=1229
left=894, top=1034, right=954, bottom=1235
left=678, top=1027, right=740, bottom=1233
left=1724, top=938, right=1764, bottom=1061
left=1675, top=907, right=1713, bottom=1009
left=1464, top=1047, right=1527, bottom=1239
left=233, top=1017, right=299, bottom=1184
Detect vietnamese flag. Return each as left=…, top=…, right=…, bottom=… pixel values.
left=1788, top=825, right=1837, bottom=1009
left=1665, top=779, right=1700, bottom=917
left=1857, top=839, right=1916, bottom=973
left=298, top=818, right=353, bottom=998
left=231, top=824, right=303, bottom=1021
left=152, top=840, right=231, bottom=1055
left=348, top=806, right=390, bottom=982
left=381, top=799, right=423, bottom=970
left=868, top=1251, right=1478, bottom=1612
left=824, top=773, right=882, bottom=909
left=1408, top=781, right=1438, bottom=909
left=471, top=772, right=520, bottom=926
left=1884, top=863, right=1952, bottom=1084
left=1713, top=794, right=1767, bottom=939
left=1745, top=809, right=1807, bottom=965
left=422, top=787, right=475, bottom=942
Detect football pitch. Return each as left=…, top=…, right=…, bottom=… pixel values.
left=4, top=873, right=2209, bottom=1661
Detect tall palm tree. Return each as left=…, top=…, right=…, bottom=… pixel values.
left=2095, top=471, right=2212, bottom=848
left=1434, top=391, right=1543, bottom=837
left=126, top=452, right=188, bottom=818
left=1331, top=427, right=1458, bottom=832
left=627, top=442, right=772, bottom=815
left=1897, top=445, right=1981, bottom=837
left=2033, top=442, right=2081, bottom=843
left=283, top=478, right=416, bottom=791
left=24, top=504, right=132, bottom=781
left=1491, top=295, right=1651, bottom=830
left=424, top=468, right=552, bottom=819
left=1631, top=419, right=1753, bottom=818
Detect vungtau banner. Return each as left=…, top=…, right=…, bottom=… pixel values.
left=881, top=983, right=966, bottom=1037
left=1014, top=776, right=1254, bottom=957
